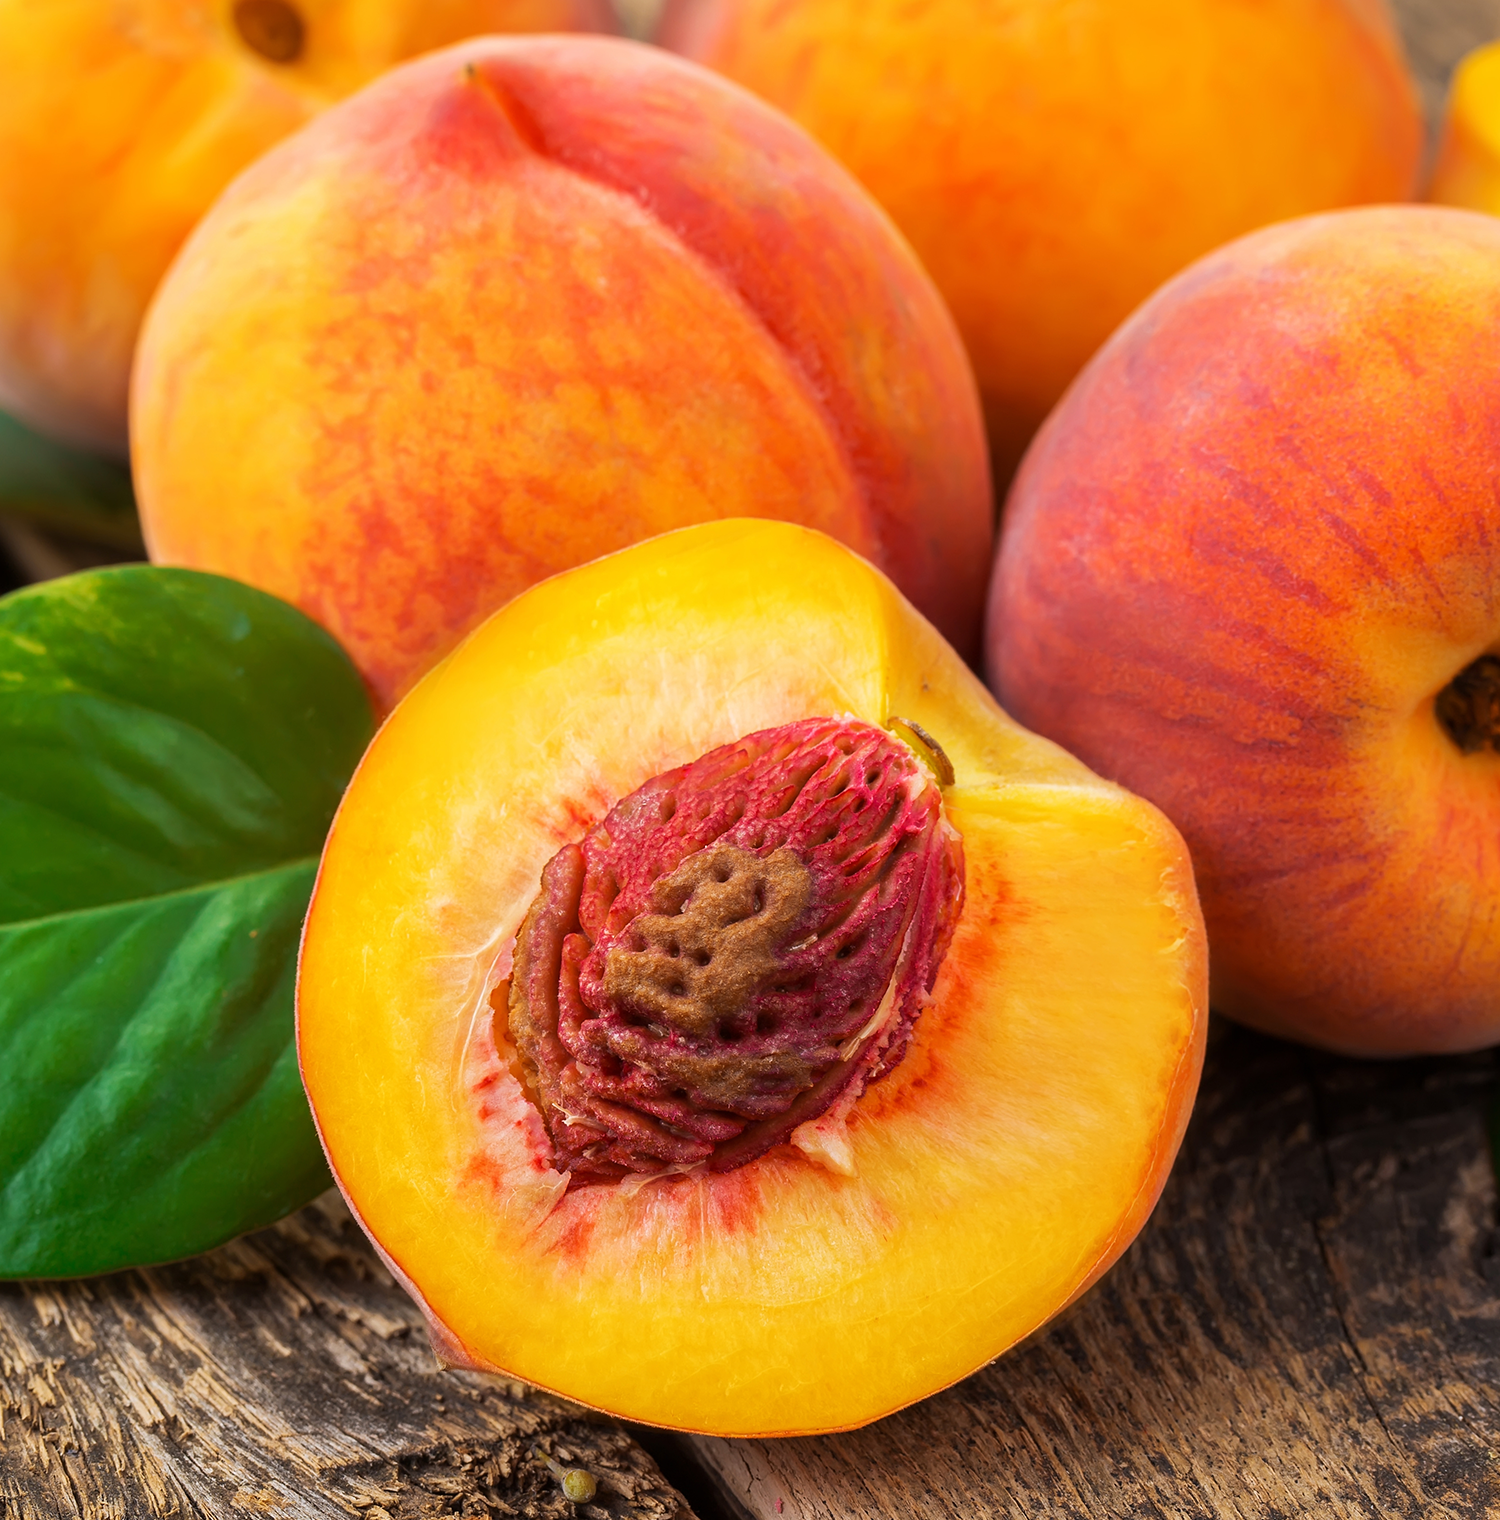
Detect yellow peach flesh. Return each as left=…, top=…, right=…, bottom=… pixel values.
left=297, top=521, right=1206, bottom=1435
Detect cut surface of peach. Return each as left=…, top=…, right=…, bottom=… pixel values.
left=297, top=521, right=1206, bottom=1435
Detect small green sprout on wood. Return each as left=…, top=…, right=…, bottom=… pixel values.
left=542, top=1452, right=598, bottom=1504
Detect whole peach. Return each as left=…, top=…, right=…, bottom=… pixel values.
left=1429, top=41, right=1500, bottom=215
left=662, top=0, right=1423, bottom=481
left=0, top=0, right=614, bottom=453
left=989, top=206, right=1500, bottom=1056
left=132, top=36, right=992, bottom=712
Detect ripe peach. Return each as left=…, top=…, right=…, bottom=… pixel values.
left=297, top=519, right=1207, bottom=1435
left=131, top=35, right=993, bottom=713
left=662, top=0, right=1423, bottom=480
left=989, top=205, right=1500, bottom=1057
left=1429, top=41, right=1500, bottom=214
left=0, top=0, right=614, bottom=453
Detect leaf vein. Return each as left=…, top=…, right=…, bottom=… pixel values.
left=0, top=858, right=322, bottom=933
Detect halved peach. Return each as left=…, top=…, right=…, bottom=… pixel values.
left=297, top=521, right=1206, bottom=1435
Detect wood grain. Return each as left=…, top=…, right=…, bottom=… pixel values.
left=687, top=1024, right=1500, bottom=1519
left=0, top=1193, right=694, bottom=1520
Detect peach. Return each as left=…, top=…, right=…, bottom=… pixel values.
left=0, top=0, right=614, bottom=453
left=662, top=0, right=1423, bottom=481
left=131, top=35, right=992, bottom=713
left=989, top=205, right=1500, bottom=1056
left=297, top=519, right=1207, bottom=1435
left=1429, top=41, right=1500, bottom=215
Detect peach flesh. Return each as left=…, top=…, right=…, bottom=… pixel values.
left=506, top=715, right=964, bottom=1181
left=296, top=518, right=1208, bottom=1434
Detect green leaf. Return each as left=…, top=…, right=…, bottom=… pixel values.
left=0, top=408, right=142, bottom=552
left=0, top=566, right=374, bottom=1275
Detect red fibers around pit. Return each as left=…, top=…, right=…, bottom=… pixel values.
left=503, top=716, right=964, bottom=1181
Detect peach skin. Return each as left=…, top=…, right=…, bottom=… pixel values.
left=662, top=0, right=1423, bottom=483
left=0, top=0, right=615, bottom=452
left=131, top=36, right=992, bottom=712
left=990, top=205, right=1500, bottom=1056
left=1430, top=41, right=1500, bottom=215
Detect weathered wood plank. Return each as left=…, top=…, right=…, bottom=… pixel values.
left=0, top=1193, right=696, bottom=1520
left=687, top=1025, right=1500, bottom=1519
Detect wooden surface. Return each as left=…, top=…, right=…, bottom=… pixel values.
left=5, top=1023, right=1499, bottom=1519
left=687, top=1022, right=1500, bottom=1519
left=0, top=1193, right=696, bottom=1520
left=6, top=3, right=1500, bottom=1518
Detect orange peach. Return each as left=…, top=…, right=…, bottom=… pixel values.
left=0, top=0, right=614, bottom=452
left=298, top=519, right=1207, bottom=1434
left=1429, top=41, right=1500, bottom=215
left=662, top=0, right=1423, bottom=481
left=989, top=205, right=1500, bottom=1056
left=131, top=36, right=992, bottom=712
